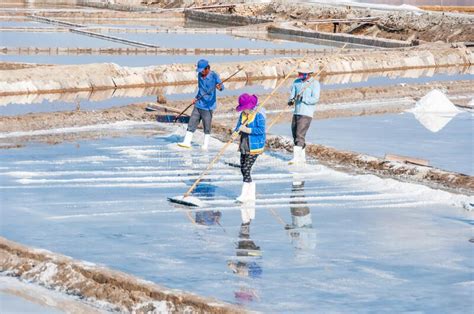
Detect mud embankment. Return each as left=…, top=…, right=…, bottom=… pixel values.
left=265, top=136, right=474, bottom=196
left=2, top=79, right=472, bottom=134
left=0, top=43, right=472, bottom=96
left=0, top=237, right=243, bottom=313
left=228, top=2, right=474, bottom=43
left=208, top=122, right=474, bottom=196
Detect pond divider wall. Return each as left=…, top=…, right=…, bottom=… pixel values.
left=0, top=44, right=472, bottom=96
left=0, top=237, right=244, bottom=313
left=184, top=9, right=273, bottom=26
left=268, top=24, right=413, bottom=48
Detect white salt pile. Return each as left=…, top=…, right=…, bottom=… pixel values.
left=408, top=89, right=462, bottom=133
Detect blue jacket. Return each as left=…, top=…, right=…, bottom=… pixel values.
left=234, top=109, right=266, bottom=155
left=289, top=78, right=320, bottom=117
left=195, top=71, right=224, bottom=111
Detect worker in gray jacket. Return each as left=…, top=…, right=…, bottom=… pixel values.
left=287, top=62, right=320, bottom=164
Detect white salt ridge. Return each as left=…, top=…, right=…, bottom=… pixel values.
left=0, top=121, right=154, bottom=139
left=47, top=200, right=430, bottom=221
left=14, top=156, right=120, bottom=165
left=14, top=170, right=324, bottom=184
left=2, top=169, right=237, bottom=178
left=0, top=276, right=106, bottom=314
left=408, top=89, right=462, bottom=133
left=24, top=262, right=58, bottom=287
left=304, top=0, right=423, bottom=12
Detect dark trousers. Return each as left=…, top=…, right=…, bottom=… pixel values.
left=240, top=154, right=258, bottom=183
left=187, top=107, right=213, bottom=134
left=291, top=114, right=312, bottom=148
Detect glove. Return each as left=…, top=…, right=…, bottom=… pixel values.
left=288, top=99, right=295, bottom=107
left=239, top=125, right=252, bottom=134
left=231, top=131, right=240, bottom=140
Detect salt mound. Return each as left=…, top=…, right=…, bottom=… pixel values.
left=408, top=89, right=461, bottom=133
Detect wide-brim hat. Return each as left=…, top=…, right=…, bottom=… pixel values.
left=296, top=62, right=314, bottom=74
left=236, top=93, right=258, bottom=112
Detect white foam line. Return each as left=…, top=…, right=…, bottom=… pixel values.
left=0, top=182, right=186, bottom=189
left=47, top=200, right=439, bottom=220
left=13, top=156, right=121, bottom=165
left=2, top=169, right=237, bottom=178
left=362, top=201, right=445, bottom=209
left=101, top=145, right=165, bottom=150
left=15, top=172, right=324, bottom=185
left=41, top=194, right=402, bottom=208
left=204, top=193, right=418, bottom=206
left=0, top=121, right=155, bottom=138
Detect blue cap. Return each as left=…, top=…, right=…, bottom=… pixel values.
left=196, top=59, right=209, bottom=73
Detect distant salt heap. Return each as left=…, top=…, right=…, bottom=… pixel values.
left=408, top=89, right=462, bottom=133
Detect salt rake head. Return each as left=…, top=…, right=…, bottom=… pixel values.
left=168, top=195, right=205, bottom=208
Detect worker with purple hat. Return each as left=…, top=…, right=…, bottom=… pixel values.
left=287, top=62, right=320, bottom=165
left=233, top=93, right=266, bottom=202
left=178, top=59, right=224, bottom=150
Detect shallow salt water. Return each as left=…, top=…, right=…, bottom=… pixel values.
left=0, top=124, right=472, bottom=312
left=271, top=111, right=474, bottom=175
left=0, top=31, right=130, bottom=48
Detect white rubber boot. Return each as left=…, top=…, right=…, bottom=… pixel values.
left=178, top=131, right=193, bottom=148
left=301, top=147, right=306, bottom=164
left=202, top=134, right=210, bottom=151
left=289, top=146, right=303, bottom=165
left=247, top=182, right=256, bottom=201
left=236, top=182, right=251, bottom=203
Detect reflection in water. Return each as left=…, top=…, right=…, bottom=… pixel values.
left=286, top=178, right=316, bottom=255
left=193, top=179, right=222, bottom=226
left=227, top=203, right=262, bottom=304
left=193, top=181, right=222, bottom=226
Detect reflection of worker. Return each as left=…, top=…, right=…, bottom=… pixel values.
left=286, top=181, right=312, bottom=230
left=285, top=180, right=316, bottom=252
left=195, top=210, right=221, bottom=226
left=227, top=203, right=262, bottom=303
left=194, top=181, right=221, bottom=226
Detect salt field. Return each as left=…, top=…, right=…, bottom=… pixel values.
left=1, top=1, right=473, bottom=313
left=0, top=125, right=472, bottom=312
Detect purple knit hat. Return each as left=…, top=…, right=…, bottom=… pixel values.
left=236, top=93, right=258, bottom=112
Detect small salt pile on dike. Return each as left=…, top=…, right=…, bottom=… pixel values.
left=408, top=89, right=462, bottom=133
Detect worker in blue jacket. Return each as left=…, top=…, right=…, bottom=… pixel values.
left=178, top=59, right=224, bottom=150
left=287, top=62, right=320, bottom=164
left=234, top=93, right=266, bottom=203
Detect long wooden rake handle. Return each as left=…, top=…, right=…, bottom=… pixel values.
left=183, top=55, right=310, bottom=198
